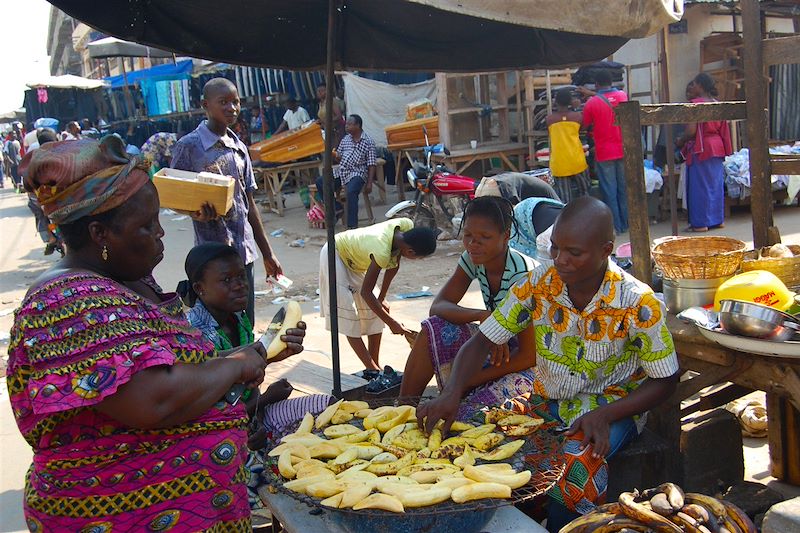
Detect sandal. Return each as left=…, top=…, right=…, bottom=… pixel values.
left=684, top=226, right=709, bottom=232
left=366, top=366, right=402, bottom=394
left=360, top=369, right=380, bottom=382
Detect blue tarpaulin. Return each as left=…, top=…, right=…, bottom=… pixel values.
left=104, top=59, right=193, bottom=88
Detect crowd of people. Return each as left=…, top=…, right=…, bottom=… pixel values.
left=7, top=73, right=739, bottom=532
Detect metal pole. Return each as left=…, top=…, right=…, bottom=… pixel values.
left=255, top=68, right=266, bottom=142
left=324, top=0, right=342, bottom=398
left=120, top=57, right=135, bottom=117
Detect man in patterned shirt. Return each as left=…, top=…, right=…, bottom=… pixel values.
left=171, top=78, right=282, bottom=324
left=419, top=196, right=679, bottom=531
left=316, top=114, right=376, bottom=229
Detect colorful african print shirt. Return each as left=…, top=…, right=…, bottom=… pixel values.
left=479, top=262, right=678, bottom=426
left=6, top=273, right=251, bottom=532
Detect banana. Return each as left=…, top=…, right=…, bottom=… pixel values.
left=480, top=438, right=525, bottom=460
left=265, top=300, right=303, bottom=358
left=460, top=423, right=497, bottom=439
left=393, top=428, right=428, bottom=450
left=435, top=476, right=474, bottom=490
left=332, top=447, right=359, bottom=466
left=471, top=463, right=515, bottom=473
left=330, top=429, right=372, bottom=445
left=720, top=500, right=756, bottom=533
left=331, top=410, right=355, bottom=425
left=618, top=490, right=682, bottom=533
left=451, top=482, right=511, bottom=503
left=374, top=476, right=418, bottom=491
left=269, top=440, right=317, bottom=457
left=592, top=517, right=652, bottom=532
left=308, top=442, right=342, bottom=459
left=504, top=418, right=545, bottom=437
left=353, top=444, right=383, bottom=460
left=681, top=504, right=711, bottom=525
left=355, top=408, right=374, bottom=418
left=366, top=428, right=381, bottom=445
left=296, top=412, right=314, bottom=434
left=685, top=493, right=728, bottom=523
left=339, top=400, right=369, bottom=413
left=472, top=432, right=504, bottom=452
left=365, top=449, right=415, bottom=475
left=283, top=471, right=335, bottom=494
left=320, top=492, right=344, bottom=508
left=323, top=424, right=361, bottom=439
left=306, top=479, right=351, bottom=499
left=377, top=442, right=410, bottom=458
left=462, top=465, right=531, bottom=489
left=496, top=414, right=534, bottom=426
left=294, top=458, right=327, bottom=473
left=296, top=466, right=335, bottom=479
left=449, top=421, right=476, bottom=432
left=315, top=399, right=344, bottom=430
left=428, top=428, right=443, bottom=451
left=650, top=492, right=674, bottom=516
left=377, top=406, right=416, bottom=433
left=556, top=511, right=620, bottom=533
left=484, top=408, right=516, bottom=424
left=335, top=462, right=372, bottom=479
left=394, top=485, right=452, bottom=508
left=430, top=444, right=466, bottom=460
left=371, top=452, right=399, bottom=464
left=278, top=449, right=298, bottom=479
left=352, top=493, right=405, bottom=513
left=453, top=444, right=476, bottom=468
left=381, top=423, right=415, bottom=446
left=659, top=482, right=685, bottom=511
left=669, top=511, right=712, bottom=533
left=414, top=447, right=432, bottom=461
left=363, top=411, right=391, bottom=430
left=339, top=484, right=373, bottom=508
left=397, top=462, right=459, bottom=477
left=441, top=436, right=473, bottom=448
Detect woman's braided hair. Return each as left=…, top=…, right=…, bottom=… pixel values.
left=461, top=195, right=517, bottom=237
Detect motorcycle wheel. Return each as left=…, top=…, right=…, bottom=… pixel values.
left=391, top=205, right=437, bottom=231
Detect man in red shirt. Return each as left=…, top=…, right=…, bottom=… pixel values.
left=581, top=70, right=629, bottom=234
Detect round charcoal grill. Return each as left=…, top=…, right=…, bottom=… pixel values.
left=263, top=397, right=566, bottom=533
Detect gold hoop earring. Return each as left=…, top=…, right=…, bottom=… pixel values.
left=102, top=246, right=109, bottom=261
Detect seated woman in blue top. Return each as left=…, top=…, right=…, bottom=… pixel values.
left=400, top=196, right=538, bottom=419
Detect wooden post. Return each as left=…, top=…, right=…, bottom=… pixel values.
left=659, top=28, right=679, bottom=236
left=742, top=0, right=773, bottom=248
left=617, top=100, right=652, bottom=284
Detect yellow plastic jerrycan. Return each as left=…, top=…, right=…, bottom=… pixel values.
left=713, top=270, right=796, bottom=311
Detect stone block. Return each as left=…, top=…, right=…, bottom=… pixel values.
left=680, top=408, right=744, bottom=493
left=608, top=428, right=670, bottom=501
left=762, top=496, right=800, bottom=533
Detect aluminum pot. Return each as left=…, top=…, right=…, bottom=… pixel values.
left=718, top=299, right=800, bottom=341
left=663, top=276, right=730, bottom=314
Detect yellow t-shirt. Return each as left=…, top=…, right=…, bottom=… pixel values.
left=335, top=218, right=414, bottom=273
left=548, top=119, right=588, bottom=177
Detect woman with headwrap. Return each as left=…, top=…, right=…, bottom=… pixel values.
left=6, top=136, right=305, bottom=532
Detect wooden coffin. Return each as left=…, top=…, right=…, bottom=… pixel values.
left=249, top=122, right=325, bottom=164
left=385, top=116, right=440, bottom=151
left=153, top=168, right=235, bottom=215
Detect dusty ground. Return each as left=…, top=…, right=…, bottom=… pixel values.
left=1, top=183, right=799, bottom=531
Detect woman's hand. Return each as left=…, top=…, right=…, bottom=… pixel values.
left=263, top=378, right=293, bottom=404
left=191, top=202, right=218, bottom=222
left=488, top=343, right=511, bottom=366
left=263, top=252, right=283, bottom=278
left=228, top=343, right=268, bottom=387
left=389, top=319, right=413, bottom=336
left=268, top=321, right=306, bottom=363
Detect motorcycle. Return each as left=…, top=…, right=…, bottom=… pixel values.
left=385, top=128, right=475, bottom=235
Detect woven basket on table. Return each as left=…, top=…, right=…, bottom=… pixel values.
left=652, top=236, right=747, bottom=279
left=741, top=245, right=800, bottom=289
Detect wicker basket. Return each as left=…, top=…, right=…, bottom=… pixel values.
left=652, top=236, right=747, bottom=279
left=741, top=245, right=800, bottom=289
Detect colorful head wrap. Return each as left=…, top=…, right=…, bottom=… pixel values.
left=20, top=136, right=150, bottom=225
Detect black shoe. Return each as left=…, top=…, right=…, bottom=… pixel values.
left=361, top=369, right=380, bottom=382
left=366, top=366, right=401, bottom=394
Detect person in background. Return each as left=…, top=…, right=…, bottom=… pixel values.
left=140, top=132, right=178, bottom=177
left=9, top=136, right=298, bottom=531
left=418, top=197, right=679, bottom=532
left=508, top=196, right=564, bottom=262
left=24, top=128, right=63, bottom=256
left=171, top=77, right=283, bottom=325
left=274, top=96, right=310, bottom=134
left=61, top=121, right=82, bottom=141
left=80, top=118, right=100, bottom=138
left=319, top=219, right=437, bottom=387
left=400, top=196, right=537, bottom=419
left=676, top=73, right=732, bottom=232
left=547, top=88, right=590, bottom=204
left=23, top=125, right=39, bottom=152
left=581, top=70, right=629, bottom=234
left=5, top=130, right=23, bottom=192
left=180, top=242, right=325, bottom=523
left=315, top=114, right=376, bottom=229
left=316, top=82, right=345, bottom=146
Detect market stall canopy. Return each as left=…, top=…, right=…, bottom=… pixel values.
left=48, top=0, right=683, bottom=71
left=87, top=36, right=175, bottom=59
left=26, top=75, right=107, bottom=90
left=104, top=59, right=193, bottom=88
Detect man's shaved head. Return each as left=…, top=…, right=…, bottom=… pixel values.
left=202, top=78, right=237, bottom=100
left=555, top=196, right=615, bottom=243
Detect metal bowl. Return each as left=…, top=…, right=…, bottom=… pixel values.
left=718, top=299, right=800, bottom=341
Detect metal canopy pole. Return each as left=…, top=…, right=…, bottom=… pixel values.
left=324, top=0, right=342, bottom=398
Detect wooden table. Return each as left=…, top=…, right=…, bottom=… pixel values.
left=266, top=355, right=369, bottom=400
left=431, top=142, right=528, bottom=175
left=662, top=314, right=800, bottom=483
left=390, top=148, right=427, bottom=201
left=256, top=159, right=324, bottom=216
left=258, top=488, right=548, bottom=533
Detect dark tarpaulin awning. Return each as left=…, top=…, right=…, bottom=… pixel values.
left=49, top=0, right=637, bottom=72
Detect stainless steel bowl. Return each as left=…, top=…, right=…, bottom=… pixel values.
left=663, top=276, right=730, bottom=314
left=718, top=299, right=800, bottom=341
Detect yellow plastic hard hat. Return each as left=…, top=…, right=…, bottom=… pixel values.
left=714, top=270, right=796, bottom=311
